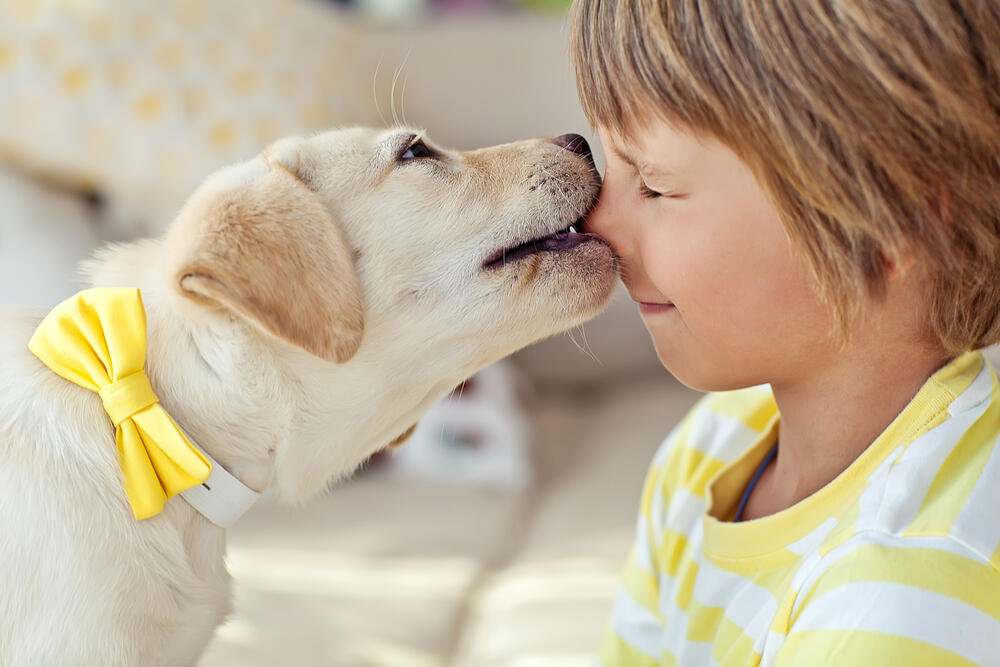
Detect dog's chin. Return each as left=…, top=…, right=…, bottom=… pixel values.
left=536, top=235, right=618, bottom=313
left=484, top=231, right=618, bottom=333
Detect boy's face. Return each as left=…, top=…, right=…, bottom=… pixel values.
left=586, top=120, right=838, bottom=391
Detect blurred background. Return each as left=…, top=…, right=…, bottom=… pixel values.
left=0, top=1, right=700, bottom=665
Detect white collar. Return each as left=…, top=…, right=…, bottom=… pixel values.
left=177, top=432, right=261, bottom=528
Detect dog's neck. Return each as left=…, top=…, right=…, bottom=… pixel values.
left=84, top=238, right=470, bottom=513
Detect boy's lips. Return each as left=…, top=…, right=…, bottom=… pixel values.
left=624, top=283, right=674, bottom=313
left=639, top=301, right=675, bottom=315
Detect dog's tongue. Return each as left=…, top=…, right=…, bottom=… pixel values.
left=485, top=230, right=608, bottom=269
left=499, top=231, right=586, bottom=264
left=540, top=231, right=587, bottom=251
left=541, top=231, right=607, bottom=251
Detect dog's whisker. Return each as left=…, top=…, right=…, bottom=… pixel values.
left=537, top=164, right=577, bottom=211
left=565, top=322, right=599, bottom=365
left=553, top=288, right=573, bottom=324
left=551, top=289, right=600, bottom=365
left=390, top=49, right=412, bottom=128
left=400, top=72, right=410, bottom=128
left=372, top=55, right=388, bottom=128
left=563, top=317, right=590, bottom=358
left=390, top=71, right=398, bottom=127
left=575, top=323, right=602, bottom=365
left=537, top=163, right=570, bottom=188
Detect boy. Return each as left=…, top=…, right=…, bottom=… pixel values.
left=570, top=0, right=1000, bottom=664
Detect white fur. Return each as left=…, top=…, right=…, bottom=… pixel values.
left=0, top=127, right=615, bottom=665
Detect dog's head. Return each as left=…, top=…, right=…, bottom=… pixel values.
left=163, top=127, right=616, bottom=496
left=166, top=127, right=615, bottom=363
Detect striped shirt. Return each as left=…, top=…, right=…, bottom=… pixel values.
left=602, top=350, right=1000, bottom=666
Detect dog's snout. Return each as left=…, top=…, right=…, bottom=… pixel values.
left=554, top=133, right=595, bottom=168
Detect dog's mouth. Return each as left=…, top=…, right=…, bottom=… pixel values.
left=482, top=218, right=608, bottom=270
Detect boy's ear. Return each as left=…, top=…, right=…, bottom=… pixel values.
left=888, top=183, right=951, bottom=280
left=166, top=149, right=364, bottom=363
left=881, top=243, right=918, bottom=281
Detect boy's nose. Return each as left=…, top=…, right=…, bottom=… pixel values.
left=582, top=178, right=634, bottom=264
left=554, top=134, right=595, bottom=167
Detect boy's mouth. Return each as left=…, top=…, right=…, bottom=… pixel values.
left=639, top=301, right=675, bottom=315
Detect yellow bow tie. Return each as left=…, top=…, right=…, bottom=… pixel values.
left=29, top=287, right=212, bottom=520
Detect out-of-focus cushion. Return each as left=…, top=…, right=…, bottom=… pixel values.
left=0, top=0, right=374, bottom=234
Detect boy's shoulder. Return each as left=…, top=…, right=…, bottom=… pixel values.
left=660, top=385, right=776, bottom=456
left=848, top=354, right=1000, bottom=559
left=697, top=385, right=779, bottom=434
left=649, top=385, right=778, bottom=486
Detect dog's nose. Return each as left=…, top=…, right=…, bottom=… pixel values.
left=554, top=133, right=596, bottom=170
left=554, top=133, right=592, bottom=158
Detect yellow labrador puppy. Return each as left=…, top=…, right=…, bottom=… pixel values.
left=0, top=128, right=615, bottom=665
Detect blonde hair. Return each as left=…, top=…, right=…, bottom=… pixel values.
left=571, top=0, right=1000, bottom=354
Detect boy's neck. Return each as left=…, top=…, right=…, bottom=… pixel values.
left=747, top=336, right=950, bottom=520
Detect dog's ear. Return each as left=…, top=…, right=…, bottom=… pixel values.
left=166, top=147, right=364, bottom=363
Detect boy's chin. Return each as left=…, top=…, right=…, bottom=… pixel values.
left=650, top=337, right=761, bottom=393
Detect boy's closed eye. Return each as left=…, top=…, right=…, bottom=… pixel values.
left=610, top=146, right=688, bottom=201
left=638, top=176, right=686, bottom=200
left=639, top=181, right=663, bottom=199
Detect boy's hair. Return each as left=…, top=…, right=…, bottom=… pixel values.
left=571, top=0, right=1000, bottom=355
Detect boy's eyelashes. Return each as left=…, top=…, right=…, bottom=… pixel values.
left=638, top=177, right=687, bottom=200
left=640, top=181, right=664, bottom=199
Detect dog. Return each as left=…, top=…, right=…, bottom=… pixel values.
left=0, top=127, right=616, bottom=665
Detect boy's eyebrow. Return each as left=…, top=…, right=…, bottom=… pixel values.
left=608, top=142, right=638, bottom=168
left=608, top=142, right=670, bottom=177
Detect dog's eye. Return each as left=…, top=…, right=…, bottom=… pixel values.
left=400, top=140, right=433, bottom=161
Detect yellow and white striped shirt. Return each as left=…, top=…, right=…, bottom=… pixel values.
left=603, top=350, right=1000, bottom=666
